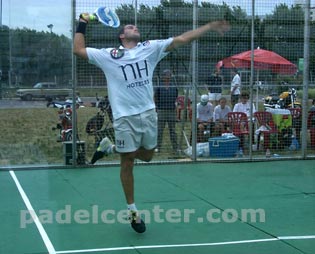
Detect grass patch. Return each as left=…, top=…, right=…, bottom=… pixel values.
left=0, top=107, right=191, bottom=166
left=0, top=107, right=114, bottom=165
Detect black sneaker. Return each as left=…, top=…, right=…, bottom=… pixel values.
left=129, top=210, right=146, bottom=233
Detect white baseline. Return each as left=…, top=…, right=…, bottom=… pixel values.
left=55, top=235, right=315, bottom=253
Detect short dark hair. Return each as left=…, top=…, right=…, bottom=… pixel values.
left=219, top=97, right=227, bottom=102
left=240, top=91, right=249, bottom=98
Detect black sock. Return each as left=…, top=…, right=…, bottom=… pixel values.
left=90, top=151, right=105, bottom=164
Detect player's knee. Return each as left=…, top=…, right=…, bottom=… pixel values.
left=136, top=148, right=154, bottom=162
left=142, top=152, right=154, bottom=162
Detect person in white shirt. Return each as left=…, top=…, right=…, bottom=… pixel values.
left=233, top=91, right=256, bottom=146
left=74, top=15, right=230, bottom=233
left=197, top=94, right=214, bottom=141
left=233, top=91, right=256, bottom=118
left=213, top=97, right=231, bottom=135
left=230, top=68, right=241, bottom=108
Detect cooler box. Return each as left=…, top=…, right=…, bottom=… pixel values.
left=208, top=136, right=240, bottom=157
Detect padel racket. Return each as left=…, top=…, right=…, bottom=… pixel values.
left=93, top=6, right=120, bottom=28
left=80, top=7, right=120, bottom=28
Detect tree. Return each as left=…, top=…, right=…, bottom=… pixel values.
left=0, top=26, right=10, bottom=82
left=0, top=27, right=72, bottom=87
left=264, top=4, right=305, bottom=63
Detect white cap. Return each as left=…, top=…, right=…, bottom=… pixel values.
left=200, top=94, right=209, bottom=103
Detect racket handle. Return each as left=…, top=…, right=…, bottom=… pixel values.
left=79, top=13, right=98, bottom=22
left=90, top=14, right=98, bottom=22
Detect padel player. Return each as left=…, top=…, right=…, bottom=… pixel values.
left=74, top=14, right=230, bottom=233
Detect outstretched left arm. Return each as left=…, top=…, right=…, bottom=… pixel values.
left=166, top=20, right=230, bottom=52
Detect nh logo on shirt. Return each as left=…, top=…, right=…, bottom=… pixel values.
left=116, top=139, right=125, bottom=148
left=119, top=60, right=148, bottom=81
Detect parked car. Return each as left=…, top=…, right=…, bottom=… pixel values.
left=16, top=82, right=71, bottom=101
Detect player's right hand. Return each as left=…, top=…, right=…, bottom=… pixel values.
left=79, top=13, right=90, bottom=23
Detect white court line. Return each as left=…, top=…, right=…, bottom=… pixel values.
left=55, top=235, right=315, bottom=254
left=9, top=170, right=56, bottom=254
left=278, top=235, right=315, bottom=240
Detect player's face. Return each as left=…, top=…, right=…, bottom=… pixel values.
left=123, top=24, right=140, bottom=42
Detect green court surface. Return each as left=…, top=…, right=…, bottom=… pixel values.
left=1, top=160, right=315, bottom=254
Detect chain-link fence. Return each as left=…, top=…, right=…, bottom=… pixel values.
left=0, top=0, right=314, bottom=168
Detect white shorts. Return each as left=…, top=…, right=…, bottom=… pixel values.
left=113, top=109, right=157, bottom=153
left=208, top=92, right=222, bottom=101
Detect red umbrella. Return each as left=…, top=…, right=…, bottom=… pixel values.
left=217, top=48, right=297, bottom=75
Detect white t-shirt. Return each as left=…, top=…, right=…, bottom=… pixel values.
left=197, top=102, right=214, bottom=122
left=230, top=74, right=241, bottom=95
left=87, top=38, right=173, bottom=120
left=233, top=102, right=256, bottom=117
left=214, top=105, right=231, bottom=121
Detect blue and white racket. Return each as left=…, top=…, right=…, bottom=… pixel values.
left=93, top=7, right=120, bottom=28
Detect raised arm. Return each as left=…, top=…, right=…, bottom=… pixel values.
left=166, top=20, right=230, bottom=52
left=73, top=15, right=90, bottom=60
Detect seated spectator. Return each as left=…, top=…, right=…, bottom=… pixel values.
left=233, top=91, right=256, bottom=119
left=233, top=91, right=256, bottom=144
left=197, top=94, right=214, bottom=142
left=213, top=97, right=231, bottom=135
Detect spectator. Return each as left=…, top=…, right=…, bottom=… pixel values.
left=230, top=68, right=241, bottom=108
left=233, top=91, right=256, bottom=118
left=197, top=94, right=214, bottom=142
left=213, top=97, right=231, bottom=135
left=208, top=68, right=223, bottom=105
left=233, top=91, right=256, bottom=146
left=154, top=69, right=178, bottom=153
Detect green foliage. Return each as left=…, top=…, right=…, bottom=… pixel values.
left=297, top=88, right=315, bottom=100
left=266, top=3, right=304, bottom=22
left=0, top=27, right=72, bottom=87
left=307, top=89, right=315, bottom=99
